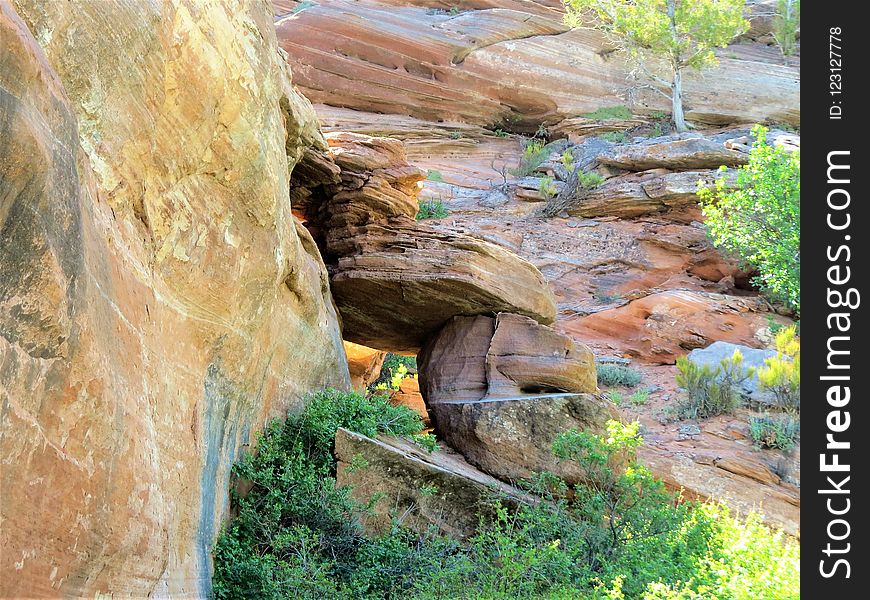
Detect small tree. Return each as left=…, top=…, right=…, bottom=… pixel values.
left=698, top=125, right=800, bottom=311
left=563, top=0, right=749, bottom=132
left=773, top=0, right=800, bottom=66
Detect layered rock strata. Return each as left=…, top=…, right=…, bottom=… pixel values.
left=1, top=2, right=349, bottom=597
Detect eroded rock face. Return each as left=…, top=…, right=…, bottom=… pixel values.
left=335, top=427, right=531, bottom=539
left=275, top=1, right=799, bottom=130
left=598, top=136, right=750, bottom=171
left=418, top=313, right=597, bottom=405
left=293, top=132, right=557, bottom=353
left=1, top=2, right=349, bottom=597
left=344, top=341, right=388, bottom=390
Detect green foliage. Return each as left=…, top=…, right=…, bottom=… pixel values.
left=410, top=433, right=439, bottom=454
left=539, top=175, right=559, bottom=200
left=561, top=149, right=575, bottom=172
left=214, top=396, right=799, bottom=600
left=608, top=390, right=624, bottom=405
left=596, top=364, right=643, bottom=388
left=510, top=139, right=554, bottom=177
left=565, top=0, right=749, bottom=132
left=749, top=414, right=800, bottom=451
left=757, top=326, right=800, bottom=412
left=579, top=170, right=605, bottom=188
left=773, top=0, right=800, bottom=63
left=698, top=125, right=800, bottom=311
left=493, top=127, right=510, bottom=138
left=628, top=389, right=649, bottom=405
left=582, top=105, right=633, bottom=120
left=600, top=130, right=629, bottom=143
left=212, top=389, right=425, bottom=600
left=593, top=288, right=621, bottom=304
left=416, top=199, right=449, bottom=220
left=371, top=354, right=417, bottom=392
left=675, top=350, right=752, bottom=419
left=425, top=169, right=444, bottom=182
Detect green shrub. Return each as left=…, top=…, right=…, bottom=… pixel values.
left=425, top=169, right=444, bottom=182
left=773, top=0, right=800, bottom=65
left=416, top=199, right=448, bottom=220
left=510, top=139, right=554, bottom=177
left=607, top=390, right=623, bottom=405
left=675, top=350, right=752, bottom=419
left=538, top=175, right=558, bottom=200
left=749, top=414, right=800, bottom=451
left=214, top=396, right=799, bottom=599
left=628, top=389, right=649, bottom=405
left=596, top=364, right=643, bottom=388
left=757, top=326, right=800, bottom=412
left=578, top=170, right=605, bottom=189
left=698, top=125, right=800, bottom=311
left=371, top=354, right=417, bottom=392
left=582, top=105, right=633, bottom=120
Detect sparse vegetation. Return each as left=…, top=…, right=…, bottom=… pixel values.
left=628, top=389, right=649, bottom=406
left=600, top=130, right=629, bottom=143
left=538, top=176, right=558, bottom=200
left=699, top=125, right=800, bottom=311
left=749, top=414, right=800, bottom=451
left=757, top=326, right=800, bottom=413
left=410, top=432, right=439, bottom=454
left=425, top=169, right=445, bottom=182
left=608, top=390, right=624, bottom=404
left=509, top=139, right=554, bottom=177
left=416, top=199, right=449, bottom=220
left=596, top=364, right=643, bottom=388
left=371, top=354, right=417, bottom=392
left=582, top=105, right=633, bottom=120
left=213, top=393, right=799, bottom=599
left=593, top=288, right=622, bottom=304
left=565, top=0, right=749, bottom=132
left=675, top=350, right=752, bottom=419
left=578, top=170, right=605, bottom=189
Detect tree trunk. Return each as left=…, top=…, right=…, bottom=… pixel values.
left=671, top=68, right=688, bottom=133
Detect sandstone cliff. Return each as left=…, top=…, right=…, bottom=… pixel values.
left=1, top=2, right=349, bottom=597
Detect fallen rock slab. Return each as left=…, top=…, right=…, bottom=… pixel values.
left=335, top=427, right=531, bottom=539
left=599, top=137, right=750, bottom=171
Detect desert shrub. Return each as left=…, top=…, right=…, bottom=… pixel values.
left=578, top=170, right=605, bottom=188
left=628, top=389, right=649, bottom=405
left=596, top=364, right=643, bottom=388
left=425, top=169, right=444, bottom=182
left=416, top=199, right=448, bottom=220
left=510, top=139, right=555, bottom=177
left=698, top=125, right=800, bottom=311
left=582, top=105, right=633, bottom=120
left=214, top=395, right=799, bottom=599
left=757, top=326, right=800, bottom=412
left=773, top=0, right=800, bottom=65
left=675, top=350, right=752, bottom=419
left=749, top=414, right=800, bottom=451
left=538, top=176, right=559, bottom=200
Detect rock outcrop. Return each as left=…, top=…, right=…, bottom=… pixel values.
left=336, top=427, right=532, bottom=539
left=419, top=313, right=597, bottom=404
left=1, top=2, right=349, bottom=598
left=344, top=341, right=388, bottom=390
left=292, top=132, right=557, bottom=353
left=275, top=0, right=799, bottom=130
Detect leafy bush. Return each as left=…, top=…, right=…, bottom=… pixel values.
left=698, top=125, right=800, bottom=311
left=757, top=326, right=800, bottom=412
left=214, top=394, right=799, bottom=599
left=416, top=199, right=448, bottom=220
left=628, top=390, right=649, bottom=406
left=425, top=169, right=444, bottom=182
left=370, top=354, right=417, bottom=392
left=749, top=414, right=800, bottom=451
left=597, top=364, right=643, bottom=388
left=578, top=170, right=605, bottom=188
left=582, top=105, right=633, bottom=120
left=675, top=350, right=752, bottom=419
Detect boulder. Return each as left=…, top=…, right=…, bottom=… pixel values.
left=686, top=341, right=778, bottom=403
left=1, top=3, right=349, bottom=597
left=429, top=393, right=620, bottom=485
left=599, top=136, right=750, bottom=171
left=418, top=313, right=598, bottom=404
left=335, top=428, right=531, bottom=539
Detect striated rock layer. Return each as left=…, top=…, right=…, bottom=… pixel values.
left=0, top=2, right=349, bottom=598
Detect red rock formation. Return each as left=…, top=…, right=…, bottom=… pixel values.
left=1, top=2, right=349, bottom=597
left=276, top=0, right=799, bottom=130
